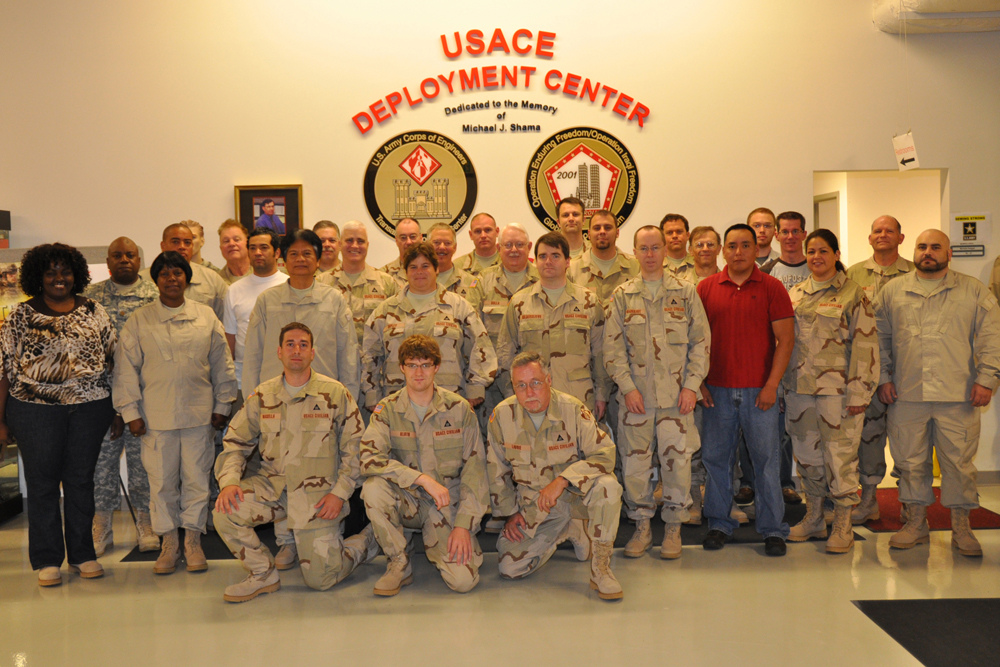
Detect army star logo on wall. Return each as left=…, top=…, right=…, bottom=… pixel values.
left=364, top=130, right=478, bottom=239
left=525, top=126, right=639, bottom=231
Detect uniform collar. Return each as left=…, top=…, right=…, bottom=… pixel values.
left=801, top=272, right=847, bottom=295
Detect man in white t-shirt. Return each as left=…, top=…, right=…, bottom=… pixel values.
left=224, top=228, right=287, bottom=396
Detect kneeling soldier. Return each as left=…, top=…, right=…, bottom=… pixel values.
left=487, top=352, right=624, bottom=600
left=360, top=335, right=488, bottom=595
left=214, top=322, right=375, bottom=602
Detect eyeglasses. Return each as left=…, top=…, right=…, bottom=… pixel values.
left=502, top=242, right=528, bottom=250
left=403, top=363, right=435, bottom=371
left=636, top=245, right=663, bottom=254
left=513, top=380, right=546, bottom=391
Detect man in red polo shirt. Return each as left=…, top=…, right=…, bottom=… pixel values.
left=696, top=223, right=794, bottom=556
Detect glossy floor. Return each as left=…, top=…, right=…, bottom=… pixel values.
left=1, top=487, right=998, bottom=667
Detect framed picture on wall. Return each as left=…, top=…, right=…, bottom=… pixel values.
left=234, top=184, right=303, bottom=236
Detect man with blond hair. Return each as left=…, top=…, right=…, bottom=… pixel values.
left=216, top=219, right=251, bottom=284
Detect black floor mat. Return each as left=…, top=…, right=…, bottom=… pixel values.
left=854, top=598, right=1000, bottom=667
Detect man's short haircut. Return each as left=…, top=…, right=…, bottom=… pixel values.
left=659, top=213, right=689, bottom=233
left=281, top=228, right=322, bottom=258
left=395, top=218, right=420, bottom=236
left=556, top=197, right=584, bottom=217
left=746, top=207, right=776, bottom=224
left=590, top=209, right=616, bottom=225
left=180, top=220, right=204, bottom=236
left=279, top=321, right=313, bottom=346
left=260, top=198, right=274, bottom=208
left=217, top=219, right=246, bottom=238
left=500, top=223, right=529, bottom=240
left=427, top=222, right=456, bottom=240
left=313, top=220, right=340, bottom=233
left=511, top=350, right=550, bottom=375
left=402, top=242, right=439, bottom=271
left=875, top=215, right=902, bottom=233
left=247, top=227, right=280, bottom=250
left=161, top=222, right=191, bottom=241
left=724, top=223, right=757, bottom=245
left=471, top=212, right=497, bottom=227
left=341, top=220, right=366, bottom=235
left=534, top=231, right=570, bottom=259
left=689, top=226, right=721, bottom=246
left=398, top=334, right=442, bottom=366
left=150, top=250, right=193, bottom=283
left=18, top=242, right=92, bottom=297
left=776, top=211, right=807, bottom=232
left=633, top=225, right=665, bottom=247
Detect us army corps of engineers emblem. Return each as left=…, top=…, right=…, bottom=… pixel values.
left=364, top=130, right=478, bottom=239
left=525, top=127, right=639, bottom=231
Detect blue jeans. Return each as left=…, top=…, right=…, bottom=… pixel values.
left=737, top=407, right=795, bottom=491
left=702, top=385, right=789, bottom=538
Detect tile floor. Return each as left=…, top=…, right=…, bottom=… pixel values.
left=1, top=486, right=998, bottom=666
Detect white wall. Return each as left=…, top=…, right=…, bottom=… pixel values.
left=3, top=0, right=1000, bottom=467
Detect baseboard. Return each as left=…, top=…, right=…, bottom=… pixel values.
left=979, top=470, right=1000, bottom=485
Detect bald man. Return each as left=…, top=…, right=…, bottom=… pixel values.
left=875, top=229, right=1000, bottom=558
left=456, top=213, right=501, bottom=275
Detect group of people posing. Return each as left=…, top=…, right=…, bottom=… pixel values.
left=0, top=198, right=996, bottom=604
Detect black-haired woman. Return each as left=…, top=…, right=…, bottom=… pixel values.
left=0, top=243, right=117, bottom=586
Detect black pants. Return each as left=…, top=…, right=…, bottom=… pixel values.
left=8, top=396, right=115, bottom=569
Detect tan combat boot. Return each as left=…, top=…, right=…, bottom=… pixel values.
left=685, top=485, right=703, bottom=526
left=135, top=511, right=160, bottom=552
left=623, top=519, right=652, bottom=558
left=154, top=529, right=181, bottom=574
left=92, top=511, right=113, bottom=557
left=660, top=523, right=682, bottom=560
left=730, top=503, right=749, bottom=525
left=274, top=543, right=298, bottom=571
left=373, top=553, right=413, bottom=596
left=557, top=518, right=591, bottom=561
left=589, top=541, right=623, bottom=601
left=184, top=530, right=208, bottom=572
left=889, top=505, right=929, bottom=549
left=826, top=505, right=854, bottom=554
left=224, top=567, right=280, bottom=603
left=950, top=508, right=982, bottom=557
left=344, top=524, right=380, bottom=566
left=788, top=495, right=828, bottom=542
left=851, top=484, right=880, bottom=524
left=68, top=560, right=105, bottom=579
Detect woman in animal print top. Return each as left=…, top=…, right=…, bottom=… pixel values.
left=0, top=243, right=117, bottom=587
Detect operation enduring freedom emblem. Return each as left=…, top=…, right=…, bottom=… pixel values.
left=525, top=126, right=639, bottom=231
left=363, top=130, right=478, bottom=239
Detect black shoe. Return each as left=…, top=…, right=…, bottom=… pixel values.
left=782, top=488, right=802, bottom=505
left=764, top=537, right=786, bottom=557
left=734, top=487, right=754, bottom=505
left=703, top=530, right=730, bottom=550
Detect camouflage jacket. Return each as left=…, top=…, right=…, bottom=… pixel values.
left=664, top=254, right=695, bottom=277
left=486, top=390, right=615, bottom=526
left=567, top=251, right=640, bottom=305
left=496, top=280, right=611, bottom=409
left=437, top=266, right=478, bottom=303
left=318, top=265, right=398, bottom=347
left=361, top=287, right=497, bottom=407
left=83, top=276, right=159, bottom=334
left=783, top=273, right=878, bottom=406
left=360, top=386, right=488, bottom=531
left=379, top=257, right=408, bottom=288
left=455, top=250, right=500, bottom=275
left=215, top=372, right=363, bottom=530
left=466, top=262, right=541, bottom=347
left=604, top=273, right=711, bottom=408
left=845, top=255, right=915, bottom=302
left=671, top=263, right=717, bottom=286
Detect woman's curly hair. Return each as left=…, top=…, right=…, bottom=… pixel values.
left=18, top=243, right=91, bottom=297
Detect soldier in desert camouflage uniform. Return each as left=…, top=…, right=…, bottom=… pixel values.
left=567, top=210, right=640, bottom=304
left=844, top=215, right=914, bottom=524
left=360, top=335, right=488, bottom=595
left=428, top=223, right=477, bottom=302
left=604, top=226, right=710, bottom=560
left=455, top=212, right=501, bottom=275
left=496, top=231, right=611, bottom=419
left=214, top=322, right=375, bottom=602
left=84, top=237, right=161, bottom=555
left=784, top=230, right=878, bottom=554
left=487, top=352, right=623, bottom=600
left=362, top=242, right=497, bottom=412
left=380, top=218, right=423, bottom=287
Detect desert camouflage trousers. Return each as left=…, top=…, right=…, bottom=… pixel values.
left=857, top=394, right=889, bottom=485
left=213, top=483, right=362, bottom=591
left=887, top=400, right=980, bottom=510
left=496, top=475, right=621, bottom=580
left=619, top=405, right=699, bottom=522
left=785, top=393, right=862, bottom=507
left=93, top=428, right=151, bottom=512
left=361, top=476, right=483, bottom=593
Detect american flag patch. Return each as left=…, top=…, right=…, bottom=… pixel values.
left=373, top=404, right=384, bottom=414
